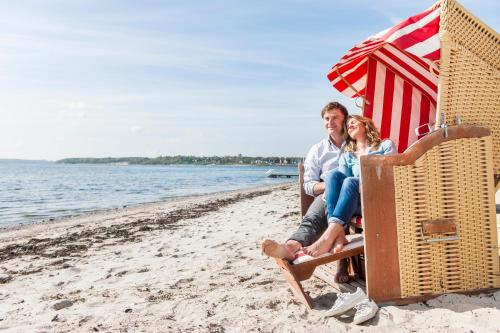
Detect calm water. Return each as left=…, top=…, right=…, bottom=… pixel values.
left=0, top=160, right=297, bottom=227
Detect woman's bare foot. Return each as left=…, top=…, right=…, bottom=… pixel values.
left=303, top=223, right=345, bottom=257
left=303, top=235, right=333, bottom=257
left=261, top=239, right=295, bottom=261
left=331, top=231, right=348, bottom=254
left=335, top=258, right=350, bottom=283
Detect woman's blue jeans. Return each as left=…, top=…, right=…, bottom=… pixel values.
left=324, top=170, right=361, bottom=226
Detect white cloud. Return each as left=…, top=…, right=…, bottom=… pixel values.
left=389, top=16, right=404, bottom=25
left=58, top=101, right=90, bottom=119
left=165, top=137, right=181, bottom=143
left=67, top=101, right=87, bottom=110
left=130, top=125, right=143, bottom=134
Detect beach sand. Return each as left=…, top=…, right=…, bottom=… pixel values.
left=0, top=183, right=499, bottom=332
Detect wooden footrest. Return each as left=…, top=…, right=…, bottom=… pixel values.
left=274, top=235, right=365, bottom=309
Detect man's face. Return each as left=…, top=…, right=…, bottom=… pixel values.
left=323, top=109, right=345, bottom=137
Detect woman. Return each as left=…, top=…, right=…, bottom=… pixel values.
left=304, top=115, right=395, bottom=257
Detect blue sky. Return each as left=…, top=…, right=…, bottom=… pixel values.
left=0, top=0, right=498, bottom=160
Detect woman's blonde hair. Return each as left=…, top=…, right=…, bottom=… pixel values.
left=344, top=115, right=382, bottom=153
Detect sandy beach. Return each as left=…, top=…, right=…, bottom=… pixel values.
left=1, top=183, right=499, bottom=333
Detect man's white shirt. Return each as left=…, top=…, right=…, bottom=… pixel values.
left=303, top=138, right=345, bottom=197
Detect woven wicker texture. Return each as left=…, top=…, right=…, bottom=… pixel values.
left=438, top=0, right=500, bottom=173
left=440, top=0, right=499, bottom=68
left=394, top=136, right=500, bottom=297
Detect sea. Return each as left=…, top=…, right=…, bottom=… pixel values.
left=0, top=160, right=298, bottom=227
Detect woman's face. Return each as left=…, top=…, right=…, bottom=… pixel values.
left=347, top=118, right=366, bottom=140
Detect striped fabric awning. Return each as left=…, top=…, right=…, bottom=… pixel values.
left=327, top=2, right=441, bottom=152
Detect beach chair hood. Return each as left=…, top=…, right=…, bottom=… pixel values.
left=328, top=3, right=441, bottom=153
left=327, top=0, right=499, bottom=171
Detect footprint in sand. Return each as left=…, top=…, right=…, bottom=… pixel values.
left=246, top=303, right=257, bottom=310
left=237, top=272, right=261, bottom=283
left=247, top=278, right=274, bottom=288
left=210, top=242, right=228, bottom=249
left=135, top=285, right=151, bottom=292
left=263, top=299, right=282, bottom=310
left=172, top=277, right=194, bottom=288
left=146, top=290, right=174, bottom=303
left=115, top=270, right=128, bottom=277
left=78, top=315, right=93, bottom=326
left=101, top=290, right=118, bottom=298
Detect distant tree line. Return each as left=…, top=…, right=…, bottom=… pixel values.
left=57, top=155, right=303, bottom=166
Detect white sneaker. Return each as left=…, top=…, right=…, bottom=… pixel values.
left=324, top=287, right=367, bottom=317
left=352, top=299, right=378, bottom=325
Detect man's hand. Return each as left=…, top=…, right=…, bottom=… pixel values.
left=313, top=182, right=325, bottom=196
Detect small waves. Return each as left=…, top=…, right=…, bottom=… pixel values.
left=0, top=161, right=296, bottom=227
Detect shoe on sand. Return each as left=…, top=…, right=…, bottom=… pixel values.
left=324, top=287, right=367, bottom=317
left=352, top=299, right=378, bottom=325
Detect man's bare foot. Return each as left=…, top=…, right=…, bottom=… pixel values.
left=335, top=258, right=350, bottom=283
left=303, top=223, right=345, bottom=257
left=261, top=239, right=295, bottom=261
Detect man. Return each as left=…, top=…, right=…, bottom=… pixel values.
left=261, top=101, right=351, bottom=283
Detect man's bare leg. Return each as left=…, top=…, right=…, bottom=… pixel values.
left=303, top=223, right=345, bottom=257
left=335, top=259, right=350, bottom=283
left=261, top=239, right=302, bottom=261
left=331, top=235, right=350, bottom=283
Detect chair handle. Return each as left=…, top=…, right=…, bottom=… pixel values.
left=414, top=123, right=434, bottom=137
left=420, top=219, right=459, bottom=243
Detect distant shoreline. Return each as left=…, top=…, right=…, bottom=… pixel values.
left=0, top=159, right=301, bottom=167
left=0, top=157, right=303, bottom=166
left=56, top=155, right=302, bottom=166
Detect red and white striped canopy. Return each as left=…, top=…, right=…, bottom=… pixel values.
left=327, top=2, right=441, bottom=152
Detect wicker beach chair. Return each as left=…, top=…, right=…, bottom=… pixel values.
left=273, top=0, right=499, bottom=308
left=361, top=0, right=500, bottom=304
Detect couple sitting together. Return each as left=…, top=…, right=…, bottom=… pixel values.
left=262, top=102, right=395, bottom=283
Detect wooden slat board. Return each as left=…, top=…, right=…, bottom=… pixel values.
left=359, top=160, right=401, bottom=302
left=314, top=262, right=366, bottom=294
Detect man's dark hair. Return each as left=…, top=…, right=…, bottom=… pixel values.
left=320, top=101, right=349, bottom=119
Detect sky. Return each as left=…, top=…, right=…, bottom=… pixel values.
left=0, top=0, right=498, bottom=160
